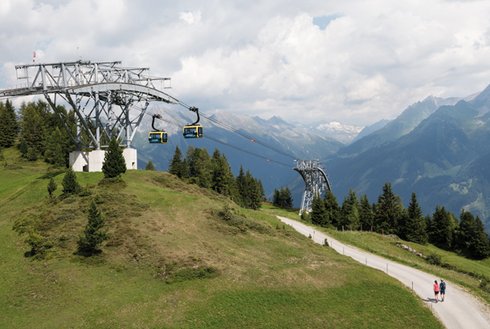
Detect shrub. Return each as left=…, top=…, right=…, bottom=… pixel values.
left=426, top=253, right=442, bottom=266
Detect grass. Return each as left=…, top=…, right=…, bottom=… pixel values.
left=0, top=148, right=444, bottom=328
left=266, top=205, right=490, bottom=305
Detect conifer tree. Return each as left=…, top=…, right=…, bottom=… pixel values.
left=77, top=201, right=108, bottom=256
left=187, top=147, right=212, bottom=188
left=311, top=194, right=328, bottom=226
left=18, top=101, right=49, bottom=160
left=44, top=127, right=66, bottom=167
left=324, top=190, right=340, bottom=228
left=273, top=187, right=293, bottom=209
left=169, top=146, right=184, bottom=177
left=236, top=167, right=264, bottom=209
left=47, top=177, right=57, bottom=198
left=428, top=206, right=457, bottom=250
left=62, top=167, right=81, bottom=195
left=102, top=137, right=126, bottom=178
left=455, top=210, right=490, bottom=259
left=359, top=194, right=375, bottom=231
left=401, top=192, right=428, bottom=244
left=374, top=183, right=403, bottom=234
left=340, top=190, right=360, bottom=230
left=0, top=100, right=18, bottom=148
left=211, top=149, right=236, bottom=197
left=145, top=160, right=155, bottom=170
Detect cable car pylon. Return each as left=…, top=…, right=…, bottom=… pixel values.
left=294, top=160, right=332, bottom=215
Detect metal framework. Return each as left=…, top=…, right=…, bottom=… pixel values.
left=0, top=60, right=181, bottom=149
left=294, top=160, right=332, bottom=214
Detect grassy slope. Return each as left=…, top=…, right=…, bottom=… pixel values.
left=263, top=204, right=490, bottom=305
left=0, top=149, right=442, bottom=329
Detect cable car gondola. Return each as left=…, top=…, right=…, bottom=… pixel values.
left=148, top=114, right=168, bottom=144
left=183, top=106, right=203, bottom=138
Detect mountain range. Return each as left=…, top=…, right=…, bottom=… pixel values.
left=134, top=84, right=490, bottom=232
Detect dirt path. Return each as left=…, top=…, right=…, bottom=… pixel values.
left=278, top=216, right=490, bottom=329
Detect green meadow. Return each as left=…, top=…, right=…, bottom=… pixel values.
left=0, top=149, right=442, bottom=328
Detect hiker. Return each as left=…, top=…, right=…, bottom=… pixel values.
left=440, top=279, right=446, bottom=302
left=433, top=280, right=440, bottom=302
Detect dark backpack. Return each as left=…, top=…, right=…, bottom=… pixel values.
left=440, top=281, right=446, bottom=290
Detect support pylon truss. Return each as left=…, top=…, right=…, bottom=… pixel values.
left=294, top=160, right=332, bottom=215
left=0, top=60, right=178, bottom=149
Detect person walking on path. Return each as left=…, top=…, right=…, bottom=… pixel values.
left=440, top=279, right=446, bottom=302
left=433, top=280, right=440, bottom=302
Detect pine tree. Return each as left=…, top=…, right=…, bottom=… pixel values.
left=359, top=194, right=375, bottom=231
left=62, top=167, right=81, bottom=195
left=145, top=160, right=155, bottom=170
left=401, top=192, right=428, bottom=244
left=324, top=190, right=340, bottom=228
left=236, top=167, right=264, bottom=209
left=169, top=146, right=184, bottom=177
left=311, top=194, right=328, bottom=226
left=44, top=127, right=66, bottom=167
left=0, top=100, right=18, bottom=148
left=210, top=149, right=236, bottom=197
left=374, top=183, right=403, bottom=234
left=18, top=101, right=49, bottom=160
left=187, top=147, right=212, bottom=188
left=339, top=190, right=360, bottom=230
left=77, top=201, right=108, bottom=256
left=455, top=210, right=490, bottom=259
left=47, top=178, right=57, bottom=198
left=428, top=206, right=457, bottom=250
left=102, top=137, right=126, bottom=178
left=273, top=187, right=293, bottom=209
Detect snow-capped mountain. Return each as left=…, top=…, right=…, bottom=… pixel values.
left=315, top=121, right=363, bottom=144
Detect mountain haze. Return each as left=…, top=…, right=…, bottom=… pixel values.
left=327, top=85, right=490, bottom=231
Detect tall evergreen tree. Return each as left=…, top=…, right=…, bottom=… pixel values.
left=44, top=127, right=66, bottom=167
left=169, top=146, right=184, bottom=177
left=77, top=201, right=108, bottom=256
left=236, top=167, right=264, bottom=209
left=455, top=210, right=490, bottom=259
left=187, top=147, right=212, bottom=188
left=401, top=192, right=428, bottom=244
left=428, top=206, right=457, bottom=250
left=374, top=183, right=403, bottom=234
left=311, top=194, right=328, bottom=226
left=0, top=100, right=18, bottom=148
left=339, top=190, right=360, bottom=230
left=359, top=194, right=375, bottom=231
left=324, top=190, right=340, bottom=228
left=273, top=187, right=293, bottom=209
left=62, top=167, right=81, bottom=195
left=210, top=149, right=236, bottom=197
left=102, top=137, right=126, bottom=178
left=18, top=101, right=49, bottom=160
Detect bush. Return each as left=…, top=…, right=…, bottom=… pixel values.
left=25, top=230, right=53, bottom=259
left=426, top=253, right=442, bottom=266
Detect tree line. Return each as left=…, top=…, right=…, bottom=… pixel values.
left=307, top=183, right=490, bottom=260
left=0, top=100, right=77, bottom=166
left=168, top=146, right=265, bottom=210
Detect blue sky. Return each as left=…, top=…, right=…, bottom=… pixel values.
left=1, top=0, right=490, bottom=126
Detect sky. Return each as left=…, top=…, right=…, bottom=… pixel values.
left=1, top=0, right=490, bottom=127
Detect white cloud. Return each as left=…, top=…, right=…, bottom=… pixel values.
left=1, top=0, right=490, bottom=126
left=179, top=11, right=201, bottom=25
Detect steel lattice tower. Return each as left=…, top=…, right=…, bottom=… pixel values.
left=0, top=60, right=188, bottom=171
left=294, top=160, right=332, bottom=215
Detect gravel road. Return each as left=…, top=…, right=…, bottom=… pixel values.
left=278, top=216, right=490, bottom=329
